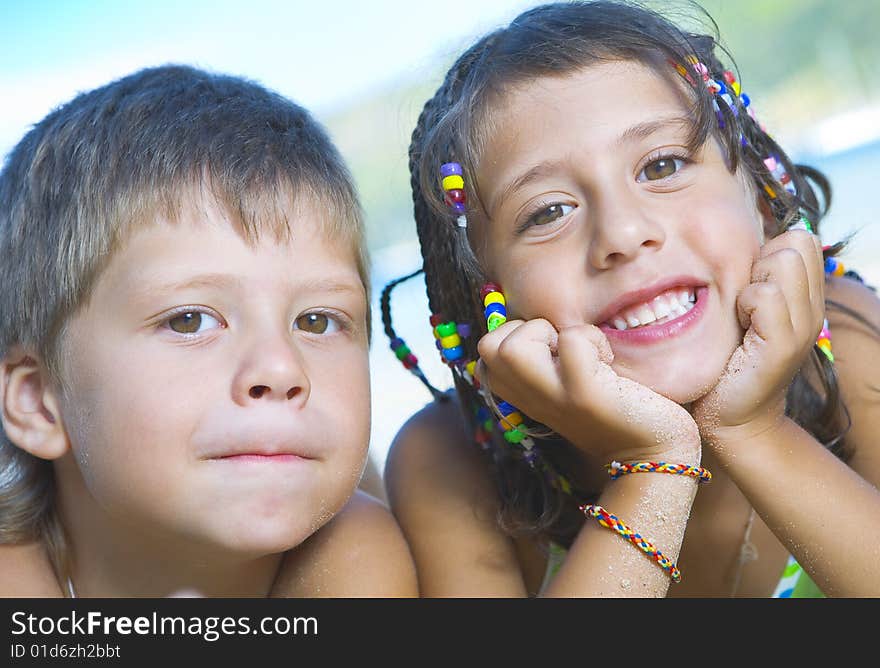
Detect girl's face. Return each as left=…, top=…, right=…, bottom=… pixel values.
left=475, top=60, right=769, bottom=403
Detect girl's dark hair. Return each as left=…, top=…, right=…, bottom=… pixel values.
left=386, top=0, right=867, bottom=547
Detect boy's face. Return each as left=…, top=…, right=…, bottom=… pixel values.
left=54, top=195, right=370, bottom=556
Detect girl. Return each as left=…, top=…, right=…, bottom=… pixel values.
left=383, top=1, right=880, bottom=596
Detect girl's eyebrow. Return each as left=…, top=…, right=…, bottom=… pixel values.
left=490, top=159, right=567, bottom=216
left=616, top=115, right=692, bottom=146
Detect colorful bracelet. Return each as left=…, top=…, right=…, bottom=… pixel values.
left=580, top=504, right=682, bottom=583
left=607, top=461, right=712, bottom=483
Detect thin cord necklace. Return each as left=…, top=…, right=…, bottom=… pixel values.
left=729, top=507, right=758, bottom=597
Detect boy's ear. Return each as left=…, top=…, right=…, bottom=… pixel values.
left=0, top=349, right=69, bottom=460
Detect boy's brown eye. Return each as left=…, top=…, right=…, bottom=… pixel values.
left=295, top=313, right=330, bottom=334
left=169, top=312, right=202, bottom=334
left=640, top=157, right=684, bottom=181
left=166, top=311, right=222, bottom=334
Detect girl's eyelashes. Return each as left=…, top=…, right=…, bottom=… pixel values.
left=517, top=202, right=575, bottom=233
left=636, top=152, right=690, bottom=183
left=162, top=308, right=224, bottom=336
left=293, top=310, right=348, bottom=336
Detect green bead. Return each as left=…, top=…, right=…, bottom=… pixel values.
left=394, top=344, right=411, bottom=360
left=435, top=322, right=457, bottom=338
left=483, top=419, right=494, bottom=432
left=487, top=312, right=506, bottom=332
left=503, top=426, right=525, bottom=444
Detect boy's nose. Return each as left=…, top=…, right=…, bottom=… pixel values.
left=232, top=337, right=310, bottom=406
left=587, top=196, right=665, bottom=270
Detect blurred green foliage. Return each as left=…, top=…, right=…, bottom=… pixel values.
left=325, top=0, right=880, bottom=253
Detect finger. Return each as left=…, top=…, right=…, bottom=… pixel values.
left=737, top=281, right=794, bottom=348
left=556, top=324, right=615, bottom=397
left=751, top=245, right=811, bottom=337
left=491, top=318, right=562, bottom=395
left=761, top=230, right=824, bottom=335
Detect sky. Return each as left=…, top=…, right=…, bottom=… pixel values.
left=0, top=0, right=535, bottom=157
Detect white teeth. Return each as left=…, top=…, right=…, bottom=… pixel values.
left=608, top=287, right=699, bottom=331
left=651, top=296, right=671, bottom=319
left=635, top=304, right=656, bottom=326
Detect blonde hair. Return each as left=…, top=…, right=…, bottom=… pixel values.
left=0, top=64, right=370, bottom=587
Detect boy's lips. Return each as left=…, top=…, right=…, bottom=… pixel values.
left=199, top=435, right=321, bottom=461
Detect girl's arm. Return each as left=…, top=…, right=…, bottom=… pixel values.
left=386, top=398, right=701, bottom=597
left=271, top=490, right=419, bottom=597
left=708, top=276, right=880, bottom=596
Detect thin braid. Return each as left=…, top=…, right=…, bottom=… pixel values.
left=379, top=268, right=446, bottom=401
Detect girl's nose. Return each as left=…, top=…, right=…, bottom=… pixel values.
left=587, top=194, right=666, bottom=270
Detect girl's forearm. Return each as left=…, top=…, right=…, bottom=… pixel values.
left=710, top=417, right=880, bottom=597
left=544, top=464, right=699, bottom=597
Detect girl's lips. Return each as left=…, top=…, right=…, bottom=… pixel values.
left=599, top=286, right=709, bottom=344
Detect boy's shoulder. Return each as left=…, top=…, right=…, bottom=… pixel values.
left=0, top=542, right=63, bottom=597
left=270, top=490, right=417, bottom=597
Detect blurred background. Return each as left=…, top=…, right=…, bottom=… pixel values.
left=3, top=0, right=878, bottom=483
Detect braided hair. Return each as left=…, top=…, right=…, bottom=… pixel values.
left=384, top=0, right=861, bottom=546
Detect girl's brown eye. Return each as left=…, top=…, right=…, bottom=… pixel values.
left=295, top=313, right=331, bottom=334
left=639, top=157, right=684, bottom=181
left=166, top=311, right=222, bottom=334
left=526, top=203, right=574, bottom=227
left=169, top=312, right=201, bottom=334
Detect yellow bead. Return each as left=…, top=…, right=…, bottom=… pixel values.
left=440, top=333, right=461, bottom=349
left=442, top=174, right=464, bottom=191
left=502, top=412, right=523, bottom=427
left=817, top=339, right=832, bottom=353
left=483, top=291, right=505, bottom=308
left=833, top=263, right=845, bottom=277
left=731, top=81, right=741, bottom=96
left=466, top=360, right=477, bottom=376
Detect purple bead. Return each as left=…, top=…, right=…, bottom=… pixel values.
left=435, top=339, right=443, bottom=350
left=452, top=202, right=466, bottom=214
left=390, top=337, right=403, bottom=350
left=440, top=162, right=463, bottom=177
left=457, top=323, right=471, bottom=338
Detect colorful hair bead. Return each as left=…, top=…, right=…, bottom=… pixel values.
left=825, top=256, right=845, bottom=277
left=440, top=162, right=468, bottom=228
left=481, top=283, right=508, bottom=332
left=432, top=318, right=468, bottom=364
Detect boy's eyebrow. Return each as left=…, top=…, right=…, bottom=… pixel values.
left=616, top=115, right=692, bottom=146
left=137, top=273, right=364, bottom=299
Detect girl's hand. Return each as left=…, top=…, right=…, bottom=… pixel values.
left=692, top=230, right=826, bottom=446
left=477, top=319, right=700, bottom=465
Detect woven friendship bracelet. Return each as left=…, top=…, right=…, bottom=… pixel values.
left=607, top=460, right=712, bottom=483
left=580, top=504, right=682, bottom=583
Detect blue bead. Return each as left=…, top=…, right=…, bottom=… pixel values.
left=825, top=257, right=838, bottom=274
left=443, top=345, right=464, bottom=361
left=390, top=337, right=403, bottom=350
left=740, top=93, right=750, bottom=107
left=435, top=339, right=442, bottom=350
left=484, top=302, right=506, bottom=318
left=496, top=400, right=516, bottom=416
left=476, top=407, right=490, bottom=421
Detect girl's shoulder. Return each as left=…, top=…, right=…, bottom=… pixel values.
left=824, top=274, right=880, bottom=477
left=0, top=541, right=63, bottom=597
left=384, top=394, right=528, bottom=596
left=271, top=490, right=418, bottom=597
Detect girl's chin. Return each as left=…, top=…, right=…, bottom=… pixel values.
left=613, top=363, right=724, bottom=406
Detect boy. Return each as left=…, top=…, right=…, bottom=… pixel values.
left=0, top=65, right=416, bottom=597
